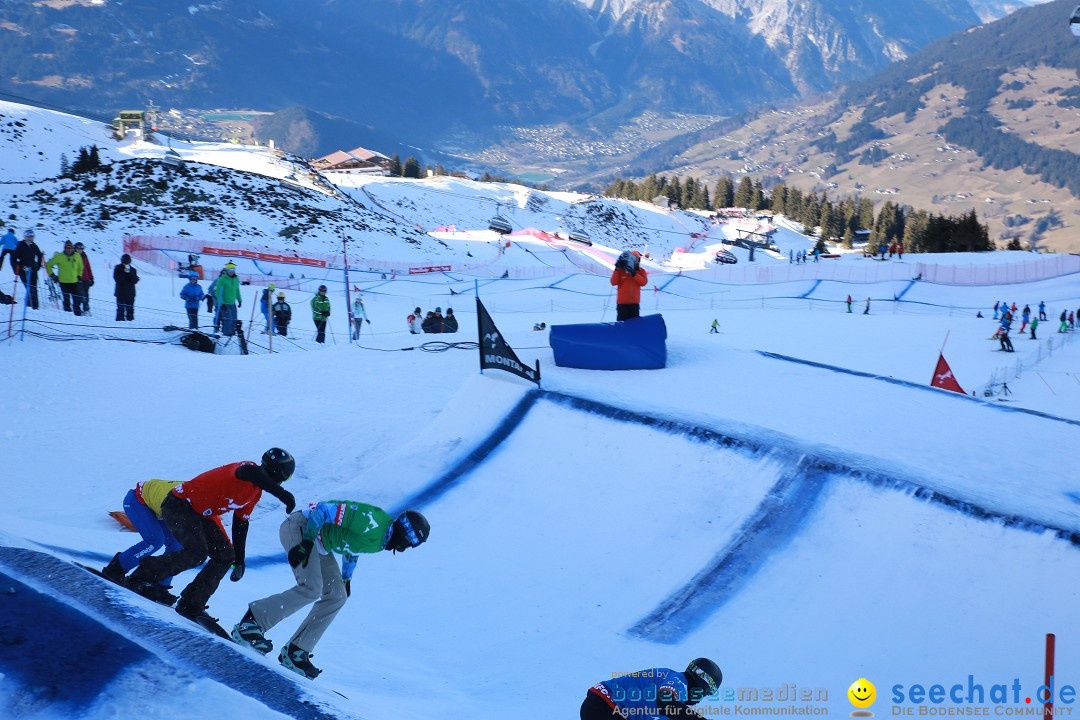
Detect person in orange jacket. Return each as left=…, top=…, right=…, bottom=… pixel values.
left=610, top=250, right=648, bottom=321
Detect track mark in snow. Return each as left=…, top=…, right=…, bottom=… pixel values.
left=627, top=457, right=831, bottom=644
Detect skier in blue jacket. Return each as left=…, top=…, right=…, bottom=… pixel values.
left=580, top=657, right=721, bottom=719
left=0, top=227, right=17, bottom=275
left=179, top=272, right=205, bottom=329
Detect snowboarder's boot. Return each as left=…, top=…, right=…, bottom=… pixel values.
left=279, top=642, right=322, bottom=679
left=232, top=608, right=273, bottom=655
left=101, top=553, right=126, bottom=584
left=128, top=578, right=179, bottom=607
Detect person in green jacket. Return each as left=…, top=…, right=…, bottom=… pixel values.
left=311, top=284, right=330, bottom=343
left=232, top=501, right=429, bottom=679
left=46, top=240, right=84, bottom=315
left=214, top=262, right=242, bottom=336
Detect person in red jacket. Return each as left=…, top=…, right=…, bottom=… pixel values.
left=126, top=448, right=297, bottom=625
left=74, top=241, right=93, bottom=315
left=610, top=250, right=648, bottom=321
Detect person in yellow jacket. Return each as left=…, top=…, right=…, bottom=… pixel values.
left=46, top=240, right=84, bottom=315
left=100, top=479, right=184, bottom=606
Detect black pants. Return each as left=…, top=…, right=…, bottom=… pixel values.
left=0, top=249, right=12, bottom=274
left=186, top=308, right=199, bottom=329
left=1000, top=335, right=1013, bottom=352
left=130, top=494, right=234, bottom=610
left=116, top=301, right=134, bottom=321
left=60, top=281, right=81, bottom=315
left=580, top=693, right=618, bottom=719
left=75, top=280, right=90, bottom=314
left=19, top=269, right=38, bottom=309
left=275, top=323, right=288, bottom=336
left=315, top=319, right=326, bottom=343
left=615, top=303, right=640, bottom=321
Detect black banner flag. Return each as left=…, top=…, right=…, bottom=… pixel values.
left=477, top=297, right=540, bottom=385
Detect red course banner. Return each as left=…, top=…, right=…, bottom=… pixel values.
left=200, top=245, right=328, bottom=267
left=408, top=265, right=452, bottom=274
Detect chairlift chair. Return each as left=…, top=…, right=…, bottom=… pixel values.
left=488, top=215, right=513, bottom=235
left=567, top=231, right=592, bottom=246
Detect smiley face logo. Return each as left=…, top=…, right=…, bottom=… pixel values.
left=848, top=678, right=876, bottom=713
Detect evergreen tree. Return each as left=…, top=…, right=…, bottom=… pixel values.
left=842, top=227, right=854, bottom=249
left=770, top=184, right=787, bottom=215
left=750, top=179, right=764, bottom=210
left=402, top=156, right=421, bottom=179
left=733, top=176, right=753, bottom=209
left=389, top=154, right=402, bottom=176
left=714, top=176, right=734, bottom=209
left=902, top=210, right=930, bottom=253
left=857, top=198, right=875, bottom=231
left=60, top=153, right=69, bottom=177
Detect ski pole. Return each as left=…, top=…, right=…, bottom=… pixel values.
left=245, top=289, right=257, bottom=343
left=6, top=277, right=16, bottom=339
left=18, top=270, right=30, bottom=341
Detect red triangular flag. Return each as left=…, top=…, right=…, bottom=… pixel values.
left=930, top=353, right=965, bottom=394
left=353, top=285, right=360, bottom=291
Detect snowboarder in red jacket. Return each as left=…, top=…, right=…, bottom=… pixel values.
left=126, top=448, right=297, bottom=625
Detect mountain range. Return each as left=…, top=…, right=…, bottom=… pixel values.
left=0, top=0, right=1000, bottom=153
left=625, top=0, right=1080, bottom=251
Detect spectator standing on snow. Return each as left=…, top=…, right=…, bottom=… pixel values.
left=0, top=227, right=17, bottom=275
left=444, top=307, right=458, bottom=333
left=351, top=296, right=369, bottom=340
left=846, top=295, right=852, bottom=313
left=1070, top=311, right=1076, bottom=331
left=407, top=306, right=422, bottom=334
left=215, top=263, right=242, bottom=336
left=710, top=318, right=719, bottom=333
left=46, top=240, right=84, bottom=316
left=788, top=249, right=793, bottom=264
left=125, top=449, right=297, bottom=625
left=1039, top=301, right=1047, bottom=321
left=610, top=250, right=648, bottom=321
left=259, top=284, right=276, bottom=333
left=274, top=293, right=295, bottom=338
left=113, top=253, right=139, bottom=321
left=180, top=272, right=205, bottom=330
left=231, top=503, right=429, bottom=680
left=863, top=297, right=871, bottom=315
left=993, top=301, right=1000, bottom=320
left=75, top=242, right=93, bottom=315
left=1020, top=306, right=1030, bottom=334
left=897, top=242, right=903, bottom=260
left=206, top=268, right=223, bottom=319
left=1030, top=317, right=1038, bottom=340
left=311, top=285, right=330, bottom=343
left=13, top=229, right=44, bottom=310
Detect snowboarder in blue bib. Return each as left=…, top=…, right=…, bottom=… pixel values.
left=581, top=657, right=721, bottom=719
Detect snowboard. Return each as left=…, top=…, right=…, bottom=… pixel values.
left=178, top=608, right=232, bottom=641
left=74, top=562, right=176, bottom=608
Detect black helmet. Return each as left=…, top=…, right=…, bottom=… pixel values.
left=686, top=658, right=722, bottom=700
left=386, top=510, right=430, bottom=553
left=261, top=447, right=295, bottom=483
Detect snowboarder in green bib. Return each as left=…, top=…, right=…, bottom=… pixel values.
left=232, top=502, right=430, bottom=679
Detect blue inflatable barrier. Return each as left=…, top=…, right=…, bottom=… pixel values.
left=550, top=314, right=667, bottom=370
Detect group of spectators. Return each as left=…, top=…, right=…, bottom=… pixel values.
left=989, top=300, right=1079, bottom=351
left=1, top=227, right=142, bottom=321
left=408, top=306, right=458, bottom=334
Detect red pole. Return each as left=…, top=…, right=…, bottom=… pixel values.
left=1044, top=633, right=1055, bottom=720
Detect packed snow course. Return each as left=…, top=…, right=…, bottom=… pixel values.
left=1, top=101, right=1079, bottom=720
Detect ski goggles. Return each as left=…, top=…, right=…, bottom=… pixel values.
left=688, top=661, right=720, bottom=695
left=399, top=513, right=423, bottom=548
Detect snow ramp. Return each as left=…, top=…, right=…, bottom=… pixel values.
left=0, top=547, right=361, bottom=720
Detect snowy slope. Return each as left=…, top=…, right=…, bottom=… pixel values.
left=2, top=101, right=1080, bottom=719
